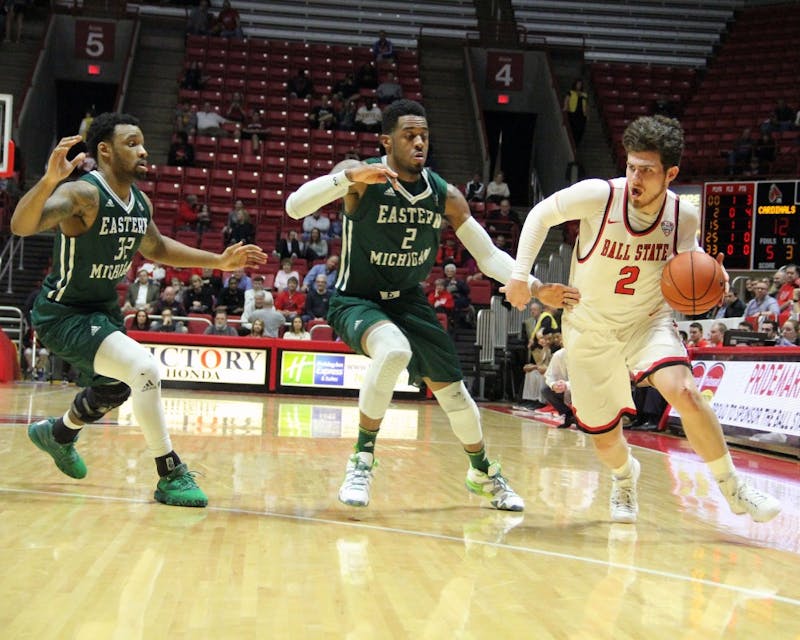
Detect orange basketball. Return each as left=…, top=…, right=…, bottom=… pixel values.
left=660, top=252, right=725, bottom=315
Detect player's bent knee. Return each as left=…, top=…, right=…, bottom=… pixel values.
left=131, top=351, right=161, bottom=392
left=365, top=324, right=412, bottom=391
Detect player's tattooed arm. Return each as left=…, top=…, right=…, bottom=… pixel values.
left=39, top=181, right=99, bottom=234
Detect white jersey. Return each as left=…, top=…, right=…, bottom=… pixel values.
left=513, top=177, right=700, bottom=332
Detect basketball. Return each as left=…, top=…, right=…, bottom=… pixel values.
left=660, top=251, right=725, bottom=315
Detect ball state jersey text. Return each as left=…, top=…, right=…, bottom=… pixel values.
left=336, top=157, right=448, bottom=297
left=570, top=177, right=696, bottom=329
left=43, top=171, right=151, bottom=310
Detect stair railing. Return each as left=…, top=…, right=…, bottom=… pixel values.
left=0, top=234, right=24, bottom=294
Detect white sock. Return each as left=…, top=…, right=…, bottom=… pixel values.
left=707, top=453, right=736, bottom=482
left=62, top=411, right=82, bottom=430
left=612, top=450, right=632, bottom=478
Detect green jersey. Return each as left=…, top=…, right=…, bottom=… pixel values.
left=41, top=171, right=151, bottom=312
left=336, top=157, right=448, bottom=298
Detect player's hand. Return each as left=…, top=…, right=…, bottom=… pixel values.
left=345, top=163, right=399, bottom=188
left=536, top=283, right=581, bottom=310
left=46, top=135, right=86, bottom=183
left=217, top=242, right=267, bottom=270
left=716, top=252, right=730, bottom=302
left=501, top=278, right=532, bottom=310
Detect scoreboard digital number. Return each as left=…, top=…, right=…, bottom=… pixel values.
left=702, top=180, right=799, bottom=270
left=753, top=181, right=798, bottom=270
left=702, top=182, right=754, bottom=270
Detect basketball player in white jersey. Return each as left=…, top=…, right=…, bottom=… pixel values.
left=504, top=116, right=780, bottom=524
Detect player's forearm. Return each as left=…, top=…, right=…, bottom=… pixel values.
left=285, top=171, right=352, bottom=219
left=510, top=204, right=560, bottom=282
left=455, top=217, right=541, bottom=290
left=9, top=177, right=63, bottom=236
left=144, top=235, right=224, bottom=269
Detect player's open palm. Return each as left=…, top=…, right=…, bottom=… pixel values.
left=47, top=135, right=86, bottom=182
left=218, top=242, right=267, bottom=270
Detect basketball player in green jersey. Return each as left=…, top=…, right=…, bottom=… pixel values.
left=286, top=100, right=579, bottom=510
left=10, top=113, right=266, bottom=507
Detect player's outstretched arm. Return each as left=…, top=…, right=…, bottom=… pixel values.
left=285, top=159, right=397, bottom=220
left=10, top=135, right=91, bottom=236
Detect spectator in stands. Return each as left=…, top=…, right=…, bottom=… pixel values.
left=302, top=273, right=333, bottom=324
left=167, top=130, right=195, bottom=168
left=241, top=290, right=274, bottom=332
left=181, top=60, right=206, bottom=91
left=519, top=330, right=552, bottom=409
left=372, top=30, right=396, bottom=64
left=355, top=99, right=382, bottom=134
left=485, top=170, right=510, bottom=204
left=152, top=308, right=187, bottom=334
left=248, top=318, right=266, bottom=338
left=24, top=337, right=49, bottom=381
left=243, top=274, right=267, bottom=314
left=186, top=0, right=212, bottom=36
left=277, top=229, right=304, bottom=261
left=714, top=289, right=745, bottom=319
left=708, top=321, right=727, bottom=347
left=176, top=193, right=199, bottom=231
left=376, top=72, right=403, bottom=106
left=563, top=79, right=588, bottom=146
left=486, top=198, right=521, bottom=233
left=78, top=109, right=94, bottom=141
left=123, top=268, right=161, bottom=313
left=329, top=211, right=343, bottom=238
left=169, top=275, right=187, bottom=304
left=522, top=300, right=558, bottom=344
left=332, top=72, right=359, bottom=104
left=302, top=254, right=339, bottom=292
left=287, top=69, right=314, bottom=99
left=464, top=171, right=485, bottom=202
left=337, top=100, right=358, bottom=132
left=304, top=227, right=328, bottom=261
left=241, top=109, right=268, bottom=154
left=443, top=262, right=474, bottom=328
left=774, top=267, right=796, bottom=317
left=743, top=280, right=779, bottom=322
left=215, top=0, right=244, bottom=38
left=197, top=102, right=230, bottom=137
left=226, top=267, right=252, bottom=292
left=274, top=258, right=301, bottom=293
left=204, top=308, right=238, bottom=336
left=152, top=286, right=187, bottom=318
left=131, top=309, right=151, bottom=332
left=302, top=209, right=331, bottom=239
left=243, top=291, right=284, bottom=337
left=435, top=236, right=464, bottom=267
left=726, top=128, right=753, bottom=176
left=308, top=94, right=337, bottom=130
left=215, top=275, right=245, bottom=315
left=224, top=91, right=247, bottom=123
left=428, top=278, right=454, bottom=316
left=687, top=322, right=709, bottom=347
left=754, top=130, right=776, bottom=171
left=543, top=347, right=575, bottom=428
left=785, top=264, right=800, bottom=288
left=223, top=200, right=251, bottom=244
left=284, top=316, right=311, bottom=340
left=776, top=319, right=800, bottom=346
left=493, top=234, right=510, bottom=254
left=201, top=267, right=223, bottom=298
left=184, top=274, right=215, bottom=314
left=226, top=207, right=254, bottom=245
left=175, top=102, right=197, bottom=137
left=771, top=99, right=795, bottom=132
left=196, top=203, right=211, bottom=236
left=760, top=319, right=779, bottom=342
left=275, top=276, right=306, bottom=322
left=355, top=61, right=378, bottom=90
left=628, top=385, right=667, bottom=431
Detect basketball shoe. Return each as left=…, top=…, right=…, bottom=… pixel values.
left=28, top=418, right=87, bottom=479
left=338, top=452, right=375, bottom=507
left=610, top=457, right=640, bottom=523
left=465, top=461, right=525, bottom=511
left=717, top=473, right=781, bottom=523
left=154, top=463, right=208, bottom=507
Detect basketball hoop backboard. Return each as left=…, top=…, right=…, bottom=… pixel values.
left=0, top=94, right=14, bottom=178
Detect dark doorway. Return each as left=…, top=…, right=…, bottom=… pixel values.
left=55, top=80, right=118, bottom=140
left=484, top=111, right=536, bottom=206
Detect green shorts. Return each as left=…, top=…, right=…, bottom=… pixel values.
left=31, top=295, right=124, bottom=387
left=328, top=287, right=463, bottom=385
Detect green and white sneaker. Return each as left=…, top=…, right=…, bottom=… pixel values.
left=28, top=418, right=87, bottom=479
left=154, top=463, right=208, bottom=507
left=338, top=452, right=375, bottom=507
left=465, top=462, right=525, bottom=511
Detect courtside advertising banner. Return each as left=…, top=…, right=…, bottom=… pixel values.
left=141, top=342, right=267, bottom=385
left=670, top=359, right=800, bottom=436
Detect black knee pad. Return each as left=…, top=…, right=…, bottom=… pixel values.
left=72, top=383, right=132, bottom=423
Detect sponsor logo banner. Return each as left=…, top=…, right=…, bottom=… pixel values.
left=280, top=351, right=418, bottom=392
left=142, top=343, right=267, bottom=385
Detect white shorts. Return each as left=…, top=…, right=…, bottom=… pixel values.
left=562, top=313, right=689, bottom=433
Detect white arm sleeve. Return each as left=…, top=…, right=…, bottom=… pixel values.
left=511, top=179, right=610, bottom=281
left=455, top=217, right=541, bottom=289
left=285, top=171, right=352, bottom=220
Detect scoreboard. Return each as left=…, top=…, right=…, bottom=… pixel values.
left=702, top=180, right=799, bottom=270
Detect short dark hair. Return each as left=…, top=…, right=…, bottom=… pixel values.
left=86, top=112, right=141, bottom=159
left=622, top=115, right=684, bottom=169
left=381, top=99, right=426, bottom=134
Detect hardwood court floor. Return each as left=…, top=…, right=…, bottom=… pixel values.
left=1, top=382, right=799, bottom=639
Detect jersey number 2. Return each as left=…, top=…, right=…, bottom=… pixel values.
left=400, top=228, right=418, bottom=249
left=615, top=266, right=640, bottom=295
